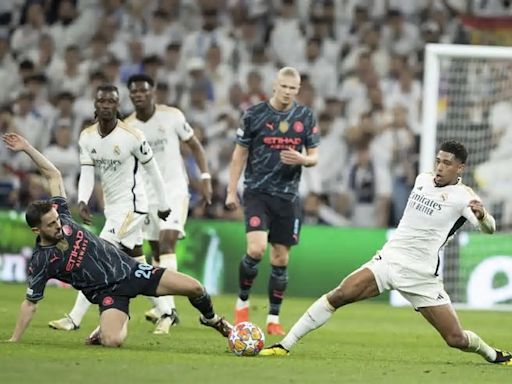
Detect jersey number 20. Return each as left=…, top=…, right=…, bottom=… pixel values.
left=135, top=263, right=153, bottom=279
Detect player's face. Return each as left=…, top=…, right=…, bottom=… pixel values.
left=94, top=90, right=119, bottom=120
left=34, top=208, right=63, bottom=243
left=273, top=74, right=300, bottom=107
left=129, top=81, right=154, bottom=110
left=434, top=150, right=464, bottom=187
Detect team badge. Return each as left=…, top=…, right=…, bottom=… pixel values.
left=56, top=239, right=69, bottom=251
left=278, top=121, right=289, bottom=133
left=113, top=145, right=121, bottom=155
left=102, top=296, right=114, bottom=306
left=249, top=216, right=261, bottom=228
left=293, top=121, right=304, bottom=133
left=62, top=225, right=72, bottom=236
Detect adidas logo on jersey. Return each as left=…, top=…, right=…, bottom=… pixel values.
left=91, top=148, right=97, bottom=154
left=108, top=228, right=115, bottom=234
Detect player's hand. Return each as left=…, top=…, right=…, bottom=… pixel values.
left=157, top=208, right=171, bottom=221
left=201, top=179, right=213, bottom=205
left=2, top=133, right=30, bottom=152
left=225, top=191, right=240, bottom=210
left=280, top=148, right=306, bottom=165
left=78, top=201, right=93, bottom=225
left=469, top=199, right=485, bottom=220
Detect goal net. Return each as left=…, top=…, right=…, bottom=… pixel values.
left=417, top=43, right=512, bottom=309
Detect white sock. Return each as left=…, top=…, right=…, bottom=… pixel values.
left=147, top=297, right=162, bottom=316
left=134, top=255, right=147, bottom=264
left=158, top=253, right=177, bottom=309
left=267, top=314, right=280, bottom=324
left=463, top=330, right=497, bottom=362
left=280, top=295, right=335, bottom=351
left=153, top=296, right=174, bottom=316
left=236, top=298, right=249, bottom=310
left=68, top=291, right=92, bottom=325
left=159, top=253, right=177, bottom=270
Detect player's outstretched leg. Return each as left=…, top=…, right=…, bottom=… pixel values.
left=419, top=305, right=512, bottom=365
left=259, top=294, right=335, bottom=356
left=155, top=269, right=232, bottom=337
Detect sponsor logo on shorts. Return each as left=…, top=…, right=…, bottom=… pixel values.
left=293, top=121, right=304, bottom=133
left=102, top=296, right=114, bottom=306
left=62, top=225, right=72, bottom=236
left=249, top=216, right=261, bottom=227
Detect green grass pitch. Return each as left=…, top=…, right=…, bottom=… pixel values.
left=0, top=283, right=510, bottom=384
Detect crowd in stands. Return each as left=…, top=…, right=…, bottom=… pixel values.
left=1, top=0, right=511, bottom=228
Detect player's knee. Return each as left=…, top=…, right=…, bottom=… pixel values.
left=444, top=332, right=467, bottom=349
left=247, top=244, right=266, bottom=259
left=188, top=280, right=206, bottom=298
left=101, top=333, right=124, bottom=348
left=327, top=287, right=353, bottom=308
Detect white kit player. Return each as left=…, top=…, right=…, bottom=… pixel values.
left=260, top=141, right=512, bottom=366
left=49, top=85, right=175, bottom=334
left=125, top=74, right=212, bottom=328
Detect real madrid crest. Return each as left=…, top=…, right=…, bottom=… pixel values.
left=278, top=120, right=289, bottom=133
left=113, top=145, right=121, bottom=155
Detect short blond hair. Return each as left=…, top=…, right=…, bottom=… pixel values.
left=277, top=67, right=301, bottom=82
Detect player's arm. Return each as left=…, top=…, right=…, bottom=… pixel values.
left=8, top=299, right=38, bottom=342
left=136, top=138, right=171, bottom=219
left=2, top=133, right=66, bottom=198
left=226, top=144, right=249, bottom=210
left=185, top=135, right=212, bottom=204
left=467, top=199, right=496, bottom=234
left=280, top=146, right=318, bottom=167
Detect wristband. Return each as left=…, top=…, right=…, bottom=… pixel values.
left=200, top=172, right=211, bottom=180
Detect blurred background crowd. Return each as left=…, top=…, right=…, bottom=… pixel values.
left=0, top=0, right=511, bottom=229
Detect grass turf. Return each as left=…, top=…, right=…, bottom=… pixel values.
left=0, top=283, right=510, bottom=384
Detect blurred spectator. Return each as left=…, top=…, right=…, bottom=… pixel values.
left=11, top=2, right=49, bottom=57
left=0, top=106, right=20, bottom=207
left=42, top=121, right=79, bottom=200
left=269, top=0, right=305, bottom=67
left=381, top=9, right=421, bottom=56
left=49, top=0, right=98, bottom=55
left=0, top=35, right=18, bottom=105
left=341, top=140, right=391, bottom=228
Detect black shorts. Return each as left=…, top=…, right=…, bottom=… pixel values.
left=243, top=190, right=302, bottom=246
left=89, top=264, right=165, bottom=315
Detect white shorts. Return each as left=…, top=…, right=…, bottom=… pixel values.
left=100, top=210, right=146, bottom=249
left=143, top=192, right=189, bottom=241
left=360, top=253, right=451, bottom=309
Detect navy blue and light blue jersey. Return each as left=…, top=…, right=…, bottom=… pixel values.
left=236, top=101, right=320, bottom=200
left=26, top=197, right=138, bottom=303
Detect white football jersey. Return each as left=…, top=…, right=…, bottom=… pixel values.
left=79, top=120, right=152, bottom=213
left=124, top=105, right=193, bottom=200
left=380, top=172, right=481, bottom=275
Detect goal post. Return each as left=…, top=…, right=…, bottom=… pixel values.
left=421, top=43, right=512, bottom=173
left=407, top=43, right=512, bottom=310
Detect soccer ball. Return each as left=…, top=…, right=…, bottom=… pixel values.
left=228, top=321, right=265, bottom=356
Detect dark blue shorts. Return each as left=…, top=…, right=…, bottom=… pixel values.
left=90, top=264, right=165, bottom=315
left=243, top=191, right=302, bottom=246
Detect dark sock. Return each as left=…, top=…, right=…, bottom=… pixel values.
left=268, top=265, right=288, bottom=315
left=238, top=254, right=261, bottom=301
left=189, top=290, right=215, bottom=320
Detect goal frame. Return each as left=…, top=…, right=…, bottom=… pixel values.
left=421, top=43, right=512, bottom=172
